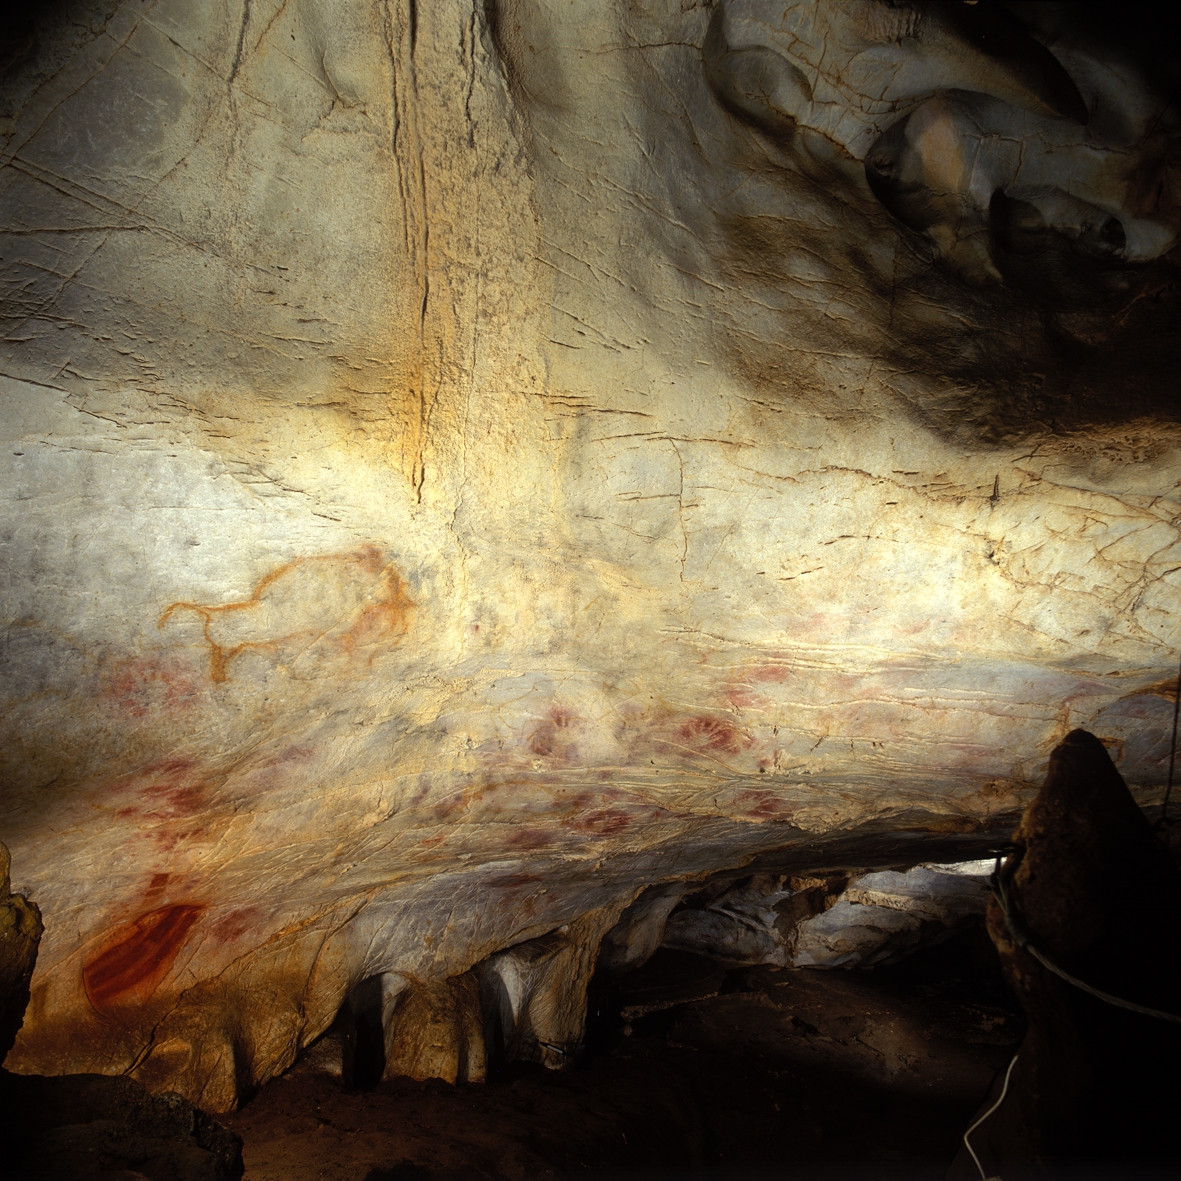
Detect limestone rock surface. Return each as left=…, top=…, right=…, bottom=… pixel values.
left=660, top=860, right=991, bottom=968
left=0, top=1072, right=244, bottom=1181
left=0, top=845, right=243, bottom=1180
left=790, top=861, right=992, bottom=968
left=0, top=841, right=42, bottom=1064
left=1, top=2, right=1178, bottom=1107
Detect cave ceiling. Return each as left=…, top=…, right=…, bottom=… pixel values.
left=0, top=0, right=1178, bottom=1108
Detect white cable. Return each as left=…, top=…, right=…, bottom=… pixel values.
left=1021, top=939, right=1181, bottom=1023
left=962, top=1051, right=1019, bottom=1181
left=994, top=867, right=1181, bottom=1024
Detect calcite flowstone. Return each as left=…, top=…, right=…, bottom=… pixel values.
left=1, top=2, right=1179, bottom=1108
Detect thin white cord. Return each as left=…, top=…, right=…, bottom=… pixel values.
left=963, top=1052, right=1019, bottom=1181
left=1021, top=940, right=1181, bottom=1023
left=994, top=865, right=1181, bottom=1024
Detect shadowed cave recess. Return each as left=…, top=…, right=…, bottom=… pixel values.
left=1, top=1, right=1180, bottom=1178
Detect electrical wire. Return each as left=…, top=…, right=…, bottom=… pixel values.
left=993, top=859, right=1181, bottom=1024
left=962, top=1051, right=1019, bottom=1181
left=967, top=675, right=1181, bottom=1179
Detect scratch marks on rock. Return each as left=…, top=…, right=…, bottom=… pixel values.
left=227, top=0, right=253, bottom=89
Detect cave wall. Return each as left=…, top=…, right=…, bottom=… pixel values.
left=1, top=0, right=1178, bottom=1109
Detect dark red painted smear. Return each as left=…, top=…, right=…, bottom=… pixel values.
left=529, top=722, right=557, bottom=756
left=486, top=872, right=542, bottom=888
left=527, top=708, right=579, bottom=759
left=748, top=664, right=790, bottom=684
left=101, top=659, right=199, bottom=720
left=209, top=907, right=260, bottom=944
left=432, top=792, right=466, bottom=819
left=83, top=903, right=204, bottom=1013
left=108, top=757, right=201, bottom=817
left=734, top=789, right=796, bottom=820
left=575, top=807, right=632, bottom=835
left=506, top=826, right=551, bottom=849
left=153, top=826, right=199, bottom=852
left=141, top=782, right=205, bottom=816
left=267, top=744, right=314, bottom=766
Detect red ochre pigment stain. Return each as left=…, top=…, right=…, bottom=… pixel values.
left=528, top=724, right=557, bottom=756
left=160, top=547, right=414, bottom=683
left=734, top=789, right=795, bottom=820
left=486, top=872, right=542, bottom=888
left=209, top=907, right=260, bottom=944
left=575, top=807, right=633, bottom=835
left=100, top=657, right=202, bottom=720
left=83, top=903, right=204, bottom=1014
left=748, top=664, right=790, bottom=684
left=506, top=826, right=550, bottom=849
left=527, top=708, right=579, bottom=759
left=153, top=826, right=200, bottom=852
left=678, top=715, right=751, bottom=756
left=112, top=758, right=211, bottom=827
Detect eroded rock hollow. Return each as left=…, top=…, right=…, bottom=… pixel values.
left=1, top=1, right=1178, bottom=1110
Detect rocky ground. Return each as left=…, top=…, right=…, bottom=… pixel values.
left=223, top=925, right=1022, bottom=1180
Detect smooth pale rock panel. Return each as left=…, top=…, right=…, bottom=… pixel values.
left=790, top=861, right=992, bottom=968
left=658, top=862, right=991, bottom=969
left=0, top=0, right=1178, bottom=1109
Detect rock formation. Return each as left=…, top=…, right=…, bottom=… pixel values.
left=0, top=842, right=42, bottom=1064
left=961, top=729, right=1181, bottom=1179
left=1, top=2, right=1178, bottom=1109
left=0, top=842, right=243, bottom=1179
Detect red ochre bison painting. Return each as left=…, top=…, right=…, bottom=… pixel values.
left=159, top=546, right=414, bottom=683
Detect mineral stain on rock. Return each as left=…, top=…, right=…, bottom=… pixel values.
left=83, top=903, right=205, bottom=1015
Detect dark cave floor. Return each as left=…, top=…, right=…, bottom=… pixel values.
left=222, top=925, right=1023, bottom=1181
